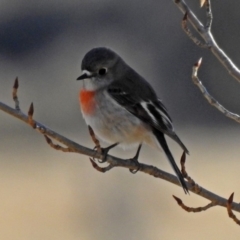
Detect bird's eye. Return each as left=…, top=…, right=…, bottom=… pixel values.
left=98, top=68, right=107, bottom=76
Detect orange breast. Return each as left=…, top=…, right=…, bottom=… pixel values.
left=79, top=90, right=96, bottom=115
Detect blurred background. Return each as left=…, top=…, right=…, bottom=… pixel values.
left=1, top=0, right=240, bottom=239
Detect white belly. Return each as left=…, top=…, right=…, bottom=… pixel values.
left=81, top=90, right=156, bottom=149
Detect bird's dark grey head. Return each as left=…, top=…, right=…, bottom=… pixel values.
left=81, top=47, right=120, bottom=72
left=77, top=47, right=127, bottom=89
left=77, top=47, right=156, bottom=95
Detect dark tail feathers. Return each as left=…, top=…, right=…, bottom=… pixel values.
left=170, top=133, right=189, bottom=155
left=153, top=129, right=189, bottom=194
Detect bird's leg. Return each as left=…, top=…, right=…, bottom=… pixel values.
left=129, top=144, right=142, bottom=174
left=96, top=142, right=119, bottom=163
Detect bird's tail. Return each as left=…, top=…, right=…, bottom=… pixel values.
left=169, top=133, right=189, bottom=155
left=153, top=129, right=189, bottom=194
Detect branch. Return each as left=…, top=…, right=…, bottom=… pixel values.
left=173, top=195, right=217, bottom=213
left=227, top=193, right=240, bottom=225
left=181, top=13, right=208, bottom=48
left=44, top=135, right=77, bottom=153
left=1, top=98, right=191, bottom=185
left=173, top=153, right=217, bottom=212
left=174, top=0, right=240, bottom=83
left=176, top=0, right=240, bottom=128
left=192, top=58, right=240, bottom=124
left=172, top=1, right=240, bottom=223
left=1, top=79, right=240, bottom=217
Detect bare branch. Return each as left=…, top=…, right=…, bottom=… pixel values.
left=174, top=0, right=240, bottom=82
left=173, top=195, right=217, bottom=212
left=173, top=3, right=240, bottom=223
left=176, top=153, right=217, bottom=213
left=2, top=92, right=240, bottom=214
left=182, top=13, right=208, bottom=48
left=192, top=58, right=240, bottom=124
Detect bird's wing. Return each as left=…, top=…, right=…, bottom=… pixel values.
left=107, top=78, right=189, bottom=154
left=107, top=81, right=173, bottom=133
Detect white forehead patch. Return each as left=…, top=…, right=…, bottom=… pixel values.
left=82, top=69, right=91, bottom=76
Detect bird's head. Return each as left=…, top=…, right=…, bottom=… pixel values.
left=77, top=47, right=123, bottom=90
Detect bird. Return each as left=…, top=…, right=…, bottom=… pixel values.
left=77, top=47, right=189, bottom=194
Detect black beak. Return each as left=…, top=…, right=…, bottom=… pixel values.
left=76, top=73, right=89, bottom=80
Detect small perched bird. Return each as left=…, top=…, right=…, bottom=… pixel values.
left=77, top=47, right=189, bottom=193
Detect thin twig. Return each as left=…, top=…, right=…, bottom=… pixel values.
left=192, top=58, right=240, bottom=124
left=174, top=0, right=240, bottom=82
left=12, top=77, right=20, bottom=111
left=27, top=103, right=36, bottom=128
left=180, top=152, right=188, bottom=178
left=182, top=12, right=208, bottom=48
left=180, top=152, right=198, bottom=190
left=227, top=193, right=240, bottom=225
left=173, top=195, right=217, bottom=212
left=44, top=135, right=77, bottom=153
left=205, top=0, right=213, bottom=30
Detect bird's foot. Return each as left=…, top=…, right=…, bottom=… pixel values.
left=129, top=144, right=142, bottom=174
left=94, top=142, right=119, bottom=163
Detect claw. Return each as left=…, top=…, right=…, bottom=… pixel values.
left=129, top=144, right=142, bottom=174
left=97, top=142, right=119, bottom=163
